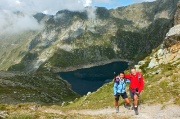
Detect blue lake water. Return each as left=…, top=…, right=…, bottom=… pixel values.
left=58, top=61, right=128, bottom=95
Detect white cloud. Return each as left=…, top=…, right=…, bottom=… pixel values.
left=0, top=0, right=87, bottom=35
left=86, top=7, right=97, bottom=19
left=84, top=0, right=93, bottom=7
left=15, top=0, right=21, bottom=5
left=0, top=10, right=42, bottom=35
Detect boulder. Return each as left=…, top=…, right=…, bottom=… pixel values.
left=87, top=92, right=91, bottom=95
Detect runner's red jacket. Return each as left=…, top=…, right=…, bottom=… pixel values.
left=125, top=72, right=144, bottom=93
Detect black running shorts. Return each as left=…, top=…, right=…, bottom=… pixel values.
left=130, top=91, right=139, bottom=99
left=115, top=92, right=128, bottom=101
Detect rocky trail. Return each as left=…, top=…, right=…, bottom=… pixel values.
left=42, top=104, right=180, bottom=119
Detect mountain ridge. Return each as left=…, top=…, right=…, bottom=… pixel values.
left=0, top=0, right=178, bottom=72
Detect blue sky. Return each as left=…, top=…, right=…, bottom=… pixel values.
left=90, top=0, right=156, bottom=9
left=92, top=0, right=133, bottom=8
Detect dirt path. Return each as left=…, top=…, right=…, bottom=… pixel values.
left=42, top=104, right=180, bottom=119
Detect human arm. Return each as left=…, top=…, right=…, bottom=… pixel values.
left=125, top=79, right=130, bottom=83
left=138, top=73, right=144, bottom=93
left=113, top=83, right=117, bottom=95
left=124, top=74, right=131, bottom=80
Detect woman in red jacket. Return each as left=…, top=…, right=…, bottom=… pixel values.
left=125, top=68, right=144, bottom=115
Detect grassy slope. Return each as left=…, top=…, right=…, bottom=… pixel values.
left=0, top=72, right=79, bottom=105
left=0, top=31, right=39, bottom=70
left=140, top=62, right=180, bottom=105
left=63, top=58, right=180, bottom=110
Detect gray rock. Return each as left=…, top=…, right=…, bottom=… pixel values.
left=166, top=24, right=180, bottom=37
left=148, top=58, right=159, bottom=68
left=138, top=61, right=145, bottom=65
left=0, top=111, right=8, bottom=118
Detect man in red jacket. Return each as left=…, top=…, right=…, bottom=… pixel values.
left=125, top=68, right=144, bottom=115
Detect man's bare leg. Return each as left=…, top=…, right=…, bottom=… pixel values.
left=125, top=98, right=130, bottom=104
left=134, top=95, right=138, bottom=107
left=133, top=94, right=139, bottom=115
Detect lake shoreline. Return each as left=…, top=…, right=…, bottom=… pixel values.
left=52, top=59, right=133, bottom=73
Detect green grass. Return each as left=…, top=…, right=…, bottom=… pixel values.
left=7, top=114, right=37, bottom=119
left=140, top=60, right=180, bottom=105
left=63, top=82, right=131, bottom=110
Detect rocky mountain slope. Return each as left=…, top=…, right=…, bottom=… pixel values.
left=0, top=0, right=179, bottom=72
left=146, top=1, right=180, bottom=68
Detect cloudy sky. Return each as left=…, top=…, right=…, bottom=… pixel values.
left=0, top=0, right=156, bottom=14
left=0, top=0, right=156, bottom=35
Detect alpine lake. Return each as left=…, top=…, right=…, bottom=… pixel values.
left=58, top=61, right=129, bottom=95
